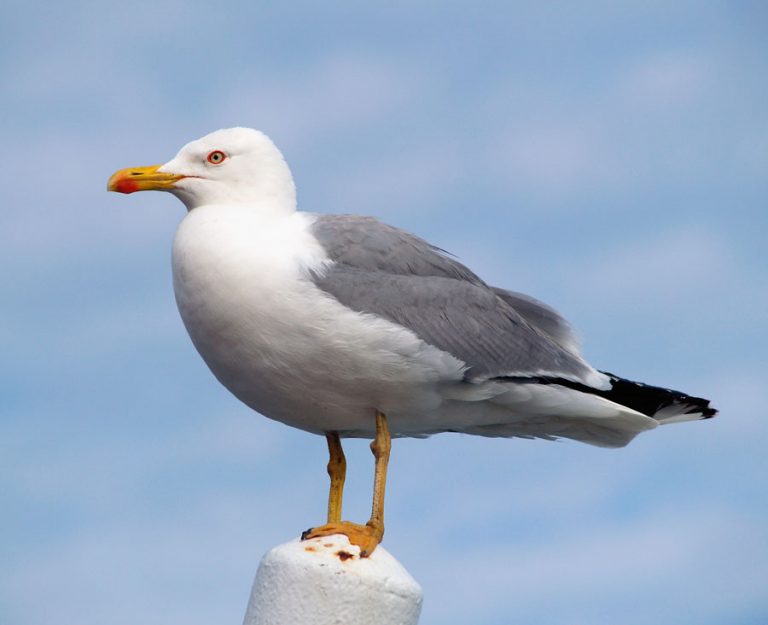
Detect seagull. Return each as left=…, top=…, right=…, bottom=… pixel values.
left=107, top=127, right=716, bottom=556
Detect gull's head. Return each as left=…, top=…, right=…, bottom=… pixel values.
left=107, top=127, right=296, bottom=211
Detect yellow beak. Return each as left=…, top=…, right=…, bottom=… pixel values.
left=107, top=164, right=185, bottom=194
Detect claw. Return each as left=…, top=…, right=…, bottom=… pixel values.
left=301, top=521, right=384, bottom=557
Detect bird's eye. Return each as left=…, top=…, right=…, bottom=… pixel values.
left=206, top=150, right=227, bottom=165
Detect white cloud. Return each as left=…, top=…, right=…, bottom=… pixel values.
left=566, top=226, right=733, bottom=306
left=3, top=406, right=287, bottom=506
left=415, top=506, right=768, bottom=625
left=0, top=489, right=297, bottom=625
left=619, top=50, right=712, bottom=110
left=492, top=117, right=629, bottom=202
left=478, top=42, right=765, bottom=206
left=310, top=140, right=464, bottom=218
left=219, top=53, right=427, bottom=152
left=555, top=224, right=768, bottom=362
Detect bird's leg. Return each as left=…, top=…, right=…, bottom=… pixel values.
left=366, top=409, right=391, bottom=539
left=325, top=432, right=346, bottom=523
left=301, top=410, right=391, bottom=557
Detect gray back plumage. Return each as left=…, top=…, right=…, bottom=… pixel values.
left=312, top=215, right=483, bottom=283
left=309, top=214, right=592, bottom=383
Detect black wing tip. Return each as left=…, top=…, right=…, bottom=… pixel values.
left=674, top=395, right=718, bottom=419
left=599, top=371, right=718, bottom=419
left=689, top=400, right=718, bottom=419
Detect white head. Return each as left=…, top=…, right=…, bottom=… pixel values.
left=108, top=127, right=297, bottom=212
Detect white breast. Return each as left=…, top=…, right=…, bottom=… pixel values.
left=171, top=204, right=465, bottom=436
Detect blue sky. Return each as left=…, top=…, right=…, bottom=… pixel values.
left=2, top=2, right=767, bottom=624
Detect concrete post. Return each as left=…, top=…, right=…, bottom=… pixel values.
left=243, top=535, right=423, bottom=625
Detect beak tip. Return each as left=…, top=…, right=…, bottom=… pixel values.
left=107, top=174, right=138, bottom=194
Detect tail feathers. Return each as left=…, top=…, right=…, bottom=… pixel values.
left=596, top=371, right=717, bottom=422
left=501, top=371, right=718, bottom=423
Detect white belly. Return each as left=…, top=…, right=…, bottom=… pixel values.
left=171, top=204, right=466, bottom=436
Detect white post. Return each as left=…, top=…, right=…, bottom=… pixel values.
left=242, top=534, right=423, bottom=625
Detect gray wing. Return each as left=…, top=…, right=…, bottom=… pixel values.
left=491, top=288, right=580, bottom=355
left=310, top=215, right=593, bottom=382
left=312, top=214, right=484, bottom=283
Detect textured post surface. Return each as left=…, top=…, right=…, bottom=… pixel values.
left=243, top=535, right=423, bottom=625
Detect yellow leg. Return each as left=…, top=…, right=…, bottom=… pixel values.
left=367, top=410, right=391, bottom=536
left=325, top=432, right=346, bottom=524
left=301, top=411, right=392, bottom=557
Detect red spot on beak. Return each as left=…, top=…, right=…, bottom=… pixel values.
left=114, top=178, right=139, bottom=194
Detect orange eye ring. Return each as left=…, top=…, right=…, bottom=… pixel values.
left=206, top=150, right=227, bottom=164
